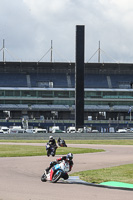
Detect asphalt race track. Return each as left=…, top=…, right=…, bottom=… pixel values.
left=0, top=143, right=133, bottom=200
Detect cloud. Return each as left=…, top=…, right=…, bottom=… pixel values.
left=0, top=0, right=133, bottom=62
left=23, top=0, right=71, bottom=19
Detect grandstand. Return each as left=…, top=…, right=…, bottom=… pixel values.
left=0, top=61, right=133, bottom=124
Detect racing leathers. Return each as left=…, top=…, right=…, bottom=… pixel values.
left=48, top=138, right=57, bottom=146
left=45, top=156, right=73, bottom=180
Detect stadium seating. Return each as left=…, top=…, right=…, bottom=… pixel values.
left=0, top=72, right=132, bottom=89
left=84, top=74, right=108, bottom=88
left=0, top=73, right=27, bottom=87
left=110, top=74, right=132, bottom=88
left=30, top=73, right=68, bottom=88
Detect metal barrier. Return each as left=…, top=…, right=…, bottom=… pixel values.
left=0, top=132, right=133, bottom=140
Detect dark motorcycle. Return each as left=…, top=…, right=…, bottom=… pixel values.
left=57, top=138, right=67, bottom=147
left=46, top=143, right=57, bottom=157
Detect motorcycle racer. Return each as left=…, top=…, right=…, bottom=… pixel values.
left=57, top=137, right=67, bottom=147
left=45, top=153, right=73, bottom=180
left=48, top=136, right=57, bottom=146
left=46, top=136, right=57, bottom=157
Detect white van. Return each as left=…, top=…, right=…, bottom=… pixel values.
left=67, top=127, right=76, bottom=133
left=51, top=126, right=60, bottom=133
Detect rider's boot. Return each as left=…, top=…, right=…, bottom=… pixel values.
left=45, top=168, right=49, bottom=174
left=45, top=161, right=56, bottom=174
left=45, top=166, right=51, bottom=174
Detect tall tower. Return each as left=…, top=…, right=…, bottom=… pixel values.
left=75, top=25, right=85, bottom=130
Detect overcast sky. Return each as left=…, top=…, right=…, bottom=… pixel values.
left=0, top=0, right=133, bottom=63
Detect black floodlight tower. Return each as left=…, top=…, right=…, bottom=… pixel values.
left=75, top=25, right=85, bottom=130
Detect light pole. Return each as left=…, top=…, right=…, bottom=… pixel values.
left=130, top=109, right=132, bottom=122
left=128, top=107, right=132, bottom=122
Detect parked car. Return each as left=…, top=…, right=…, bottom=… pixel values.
left=25, top=129, right=35, bottom=134
left=9, top=128, right=25, bottom=134
left=116, top=129, right=127, bottom=133
left=51, top=126, right=60, bottom=133
left=92, top=129, right=99, bottom=133
left=33, top=128, right=47, bottom=133
left=67, top=127, right=76, bottom=133
left=1, top=126, right=9, bottom=134
left=52, top=129, right=65, bottom=133
left=0, top=130, right=4, bottom=134
left=130, top=128, right=133, bottom=132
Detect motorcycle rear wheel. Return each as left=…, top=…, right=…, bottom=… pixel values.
left=52, top=152, right=55, bottom=157
left=47, top=150, right=50, bottom=157
left=51, top=171, right=62, bottom=183
left=51, top=149, right=56, bottom=157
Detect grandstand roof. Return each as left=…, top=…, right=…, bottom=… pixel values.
left=0, top=61, right=133, bottom=74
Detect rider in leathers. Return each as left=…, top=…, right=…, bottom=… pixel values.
left=48, top=136, right=57, bottom=146
left=45, top=153, right=73, bottom=181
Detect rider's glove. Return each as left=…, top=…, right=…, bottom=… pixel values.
left=50, top=161, right=57, bottom=166
left=53, top=161, right=57, bottom=165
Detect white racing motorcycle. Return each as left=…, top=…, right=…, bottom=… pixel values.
left=41, top=160, right=70, bottom=183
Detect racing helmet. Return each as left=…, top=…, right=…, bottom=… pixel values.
left=66, top=153, right=73, bottom=161
left=49, top=136, right=53, bottom=140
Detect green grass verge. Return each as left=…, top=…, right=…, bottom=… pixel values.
left=66, top=140, right=133, bottom=145
left=71, top=164, right=133, bottom=184
left=1, top=139, right=133, bottom=145
left=0, top=145, right=104, bottom=157
left=0, top=140, right=46, bottom=143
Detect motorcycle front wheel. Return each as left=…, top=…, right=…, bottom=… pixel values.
left=41, top=174, right=47, bottom=182
left=51, top=171, right=62, bottom=183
